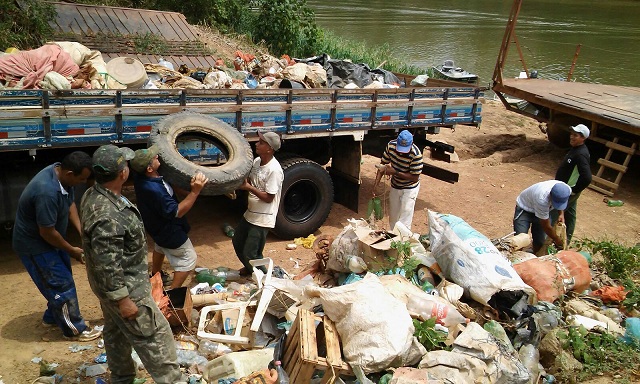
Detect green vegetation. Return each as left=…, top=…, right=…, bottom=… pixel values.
left=574, top=238, right=640, bottom=281
left=558, top=325, right=640, bottom=383
left=130, top=32, right=169, bottom=55
left=413, top=318, right=449, bottom=351
left=0, top=0, right=55, bottom=50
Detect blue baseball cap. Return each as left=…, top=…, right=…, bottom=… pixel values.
left=550, top=182, right=571, bottom=210
left=396, top=130, right=413, bottom=153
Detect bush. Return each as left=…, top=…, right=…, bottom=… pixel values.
left=0, top=0, right=55, bottom=50
left=574, top=238, right=640, bottom=281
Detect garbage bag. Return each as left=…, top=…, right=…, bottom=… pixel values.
left=304, top=273, right=426, bottom=373
left=418, top=322, right=530, bottom=384
left=428, top=210, right=535, bottom=313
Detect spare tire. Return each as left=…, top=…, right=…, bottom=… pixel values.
left=150, top=112, right=253, bottom=196
left=272, top=157, right=334, bottom=239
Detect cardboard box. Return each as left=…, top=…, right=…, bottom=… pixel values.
left=354, top=227, right=400, bottom=271
left=166, top=286, right=193, bottom=327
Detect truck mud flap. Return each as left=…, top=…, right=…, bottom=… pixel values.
left=327, top=136, right=362, bottom=213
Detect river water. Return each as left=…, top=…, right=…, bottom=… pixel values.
left=307, top=0, right=640, bottom=88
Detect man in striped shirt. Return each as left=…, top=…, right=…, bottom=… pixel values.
left=373, top=130, right=423, bottom=230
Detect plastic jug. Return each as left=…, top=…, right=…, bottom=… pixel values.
left=203, top=348, right=274, bottom=382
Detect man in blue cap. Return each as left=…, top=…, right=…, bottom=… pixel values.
left=513, top=180, right=572, bottom=254
left=373, top=130, right=423, bottom=230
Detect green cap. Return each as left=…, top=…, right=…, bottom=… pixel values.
left=92, top=145, right=135, bottom=175
left=130, top=145, right=159, bottom=174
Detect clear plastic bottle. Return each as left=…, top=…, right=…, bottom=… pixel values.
left=274, top=360, right=290, bottom=384
left=411, top=298, right=467, bottom=327
left=212, top=269, right=241, bottom=282
left=518, top=344, right=541, bottom=384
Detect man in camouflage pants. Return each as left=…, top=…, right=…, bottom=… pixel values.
left=80, top=145, right=181, bottom=384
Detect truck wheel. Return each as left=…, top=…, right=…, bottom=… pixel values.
left=272, top=157, right=334, bottom=239
left=150, top=112, right=253, bottom=196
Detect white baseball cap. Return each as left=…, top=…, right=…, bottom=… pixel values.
left=571, top=124, right=590, bottom=139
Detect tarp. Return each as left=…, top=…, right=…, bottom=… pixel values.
left=0, top=45, right=79, bottom=89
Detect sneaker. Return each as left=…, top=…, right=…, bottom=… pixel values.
left=41, top=321, right=57, bottom=328
left=64, top=327, right=102, bottom=342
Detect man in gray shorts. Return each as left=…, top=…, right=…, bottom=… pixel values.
left=130, top=145, right=208, bottom=289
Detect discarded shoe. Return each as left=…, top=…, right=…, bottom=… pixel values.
left=64, top=326, right=102, bottom=342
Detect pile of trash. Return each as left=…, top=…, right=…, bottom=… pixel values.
left=32, top=210, right=640, bottom=383
left=0, top=43, right=424, bottom=92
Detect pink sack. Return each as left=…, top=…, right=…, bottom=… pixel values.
left=0, top=45, right=79, bottom=88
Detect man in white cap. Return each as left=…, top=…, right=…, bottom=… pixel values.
left=233, top=131, right=284, bottom=276
left=513, top=180, right=572, bottom=254
left=552, top=123, right=592, bottom=243
left=373, top=130, right=423, bottom=230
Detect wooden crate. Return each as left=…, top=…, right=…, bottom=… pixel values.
left=283, top=309, right=352, bottom=384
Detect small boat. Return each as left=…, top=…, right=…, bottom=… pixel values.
left=432, top=60, right=478, bottom=84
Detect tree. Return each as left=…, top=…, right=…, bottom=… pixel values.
left=0, top=0, right=55, bottom=50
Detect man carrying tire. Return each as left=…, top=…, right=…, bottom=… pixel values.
left=130, top=145, right=208, bottom=289
left=233, top=132, right=284, bottom=276
left=373, top=130, right=424, bottom=230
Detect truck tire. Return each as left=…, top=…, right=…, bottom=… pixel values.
left=150, top=112, right=253, bottom=196
left=272, top=157, right=334, bottom=239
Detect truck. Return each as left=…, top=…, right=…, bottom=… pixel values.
left=0, top=3, right=484, bottom=239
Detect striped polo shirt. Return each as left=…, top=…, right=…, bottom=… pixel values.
left=381, top=139, right=423, bottom=189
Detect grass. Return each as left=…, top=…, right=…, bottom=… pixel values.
left=317, top=30, right=426, bottom=75
left=574, top=238, right=640, bottom=281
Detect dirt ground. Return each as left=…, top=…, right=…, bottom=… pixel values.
left=1, top=100, right=639, bottom=383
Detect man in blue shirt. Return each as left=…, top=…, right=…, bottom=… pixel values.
left=130, top=145, right=208, bottom=289
left=13, top=151, right=102, bottom=341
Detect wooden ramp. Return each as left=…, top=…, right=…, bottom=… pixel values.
left=495, top=78, right=640, bottom=135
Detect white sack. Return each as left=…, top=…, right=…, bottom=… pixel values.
left=304, top=273, right=425, bottom=373
left=428, top=210, right=535, bottom=307
left=326, top=219, right=369, bottom=274
left=418, top=322, right=530, bottom=384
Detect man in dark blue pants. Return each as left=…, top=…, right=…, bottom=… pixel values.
left=13, top=151, right=102, bottom=342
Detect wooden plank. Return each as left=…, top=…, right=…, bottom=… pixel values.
left=606, top=140, right=637, bottom=155
left=597, top=158, right=628, bottom=173
left=588, top=184, right=615, bottom=196
left=591, top=175, right=619, bottom=189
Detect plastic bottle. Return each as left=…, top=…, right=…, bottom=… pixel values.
left=518, top=344, right=541, bottom=384
left=603, top=198, right=624, bottom=207
left=274, top=361, right=290, bottom=384
left=157, top=57, right=174, bottom=71
left=196, top=271, right=226, bottom=285
left=222, top=223, right=235, bottom=237
left=211, top=270, right=241, bottom=282
left=411, top=297, right=467, bottom=327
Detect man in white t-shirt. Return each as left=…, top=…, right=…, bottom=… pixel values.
left=232, top=131, right=284, bottom=276
left=513, top=180, right=571, bottom=253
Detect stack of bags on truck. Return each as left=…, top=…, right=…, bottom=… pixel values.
left=1, top=42, right=405, bottom=91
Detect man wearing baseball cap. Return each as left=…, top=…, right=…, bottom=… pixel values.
left=373, top=130, right=423, bottom=230
left=513, top=180, right=572, bottom=254
left=552, top=123, right=592, bottom=243
left=232, top=131, right=284, bottom=276
left=80, top=144, right=181, bottom=383
left=130, top=145, right=208, bottom=289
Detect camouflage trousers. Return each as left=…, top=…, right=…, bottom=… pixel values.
left=100, top=295, right=180, bottom=384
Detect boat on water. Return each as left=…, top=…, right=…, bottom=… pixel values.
left=432, top=60, right=479, bottom=84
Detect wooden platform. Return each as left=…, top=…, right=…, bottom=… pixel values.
left=495, top=78, right=640, bottom=135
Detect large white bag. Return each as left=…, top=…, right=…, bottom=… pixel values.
left=428, top=211, right=535, bottom=312
left=304, top=273, right=425, bottom=373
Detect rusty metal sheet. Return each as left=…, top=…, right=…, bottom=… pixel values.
left=51, top=1, right=199, bottom=41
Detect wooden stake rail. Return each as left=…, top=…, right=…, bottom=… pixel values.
left=283, top=309, right=352, bottom=384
